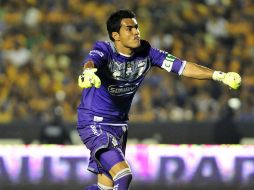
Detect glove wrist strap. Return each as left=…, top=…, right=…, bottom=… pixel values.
left=212, top=71, right=226, bottom=82
left=83, top=68, right=97, bottom=73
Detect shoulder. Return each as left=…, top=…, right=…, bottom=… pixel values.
left=134, top=39, right=151, bottom=56
left=90, top=41, right=112, bottom=57
left=93, top=41, right=111, bottom=51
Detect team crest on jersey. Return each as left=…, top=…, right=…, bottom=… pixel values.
left=126, top=63, right=133, bottom=76
left=108, top=58, right=150, bottom=81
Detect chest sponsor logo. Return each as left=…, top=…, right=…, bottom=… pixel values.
left=108, top=84, right=139, bottom=96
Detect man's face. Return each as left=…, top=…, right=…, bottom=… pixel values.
left=117, top=18, right=140, bottom=49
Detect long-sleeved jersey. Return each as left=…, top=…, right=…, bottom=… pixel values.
left=77, top=40, right=186, bottom=125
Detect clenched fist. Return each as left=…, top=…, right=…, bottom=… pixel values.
left=78, top=68, right=101, bottom=88
left=213, top=71, right=241, bottom=90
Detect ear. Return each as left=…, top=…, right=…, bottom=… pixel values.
left=112, top=32, right=120, bottom=41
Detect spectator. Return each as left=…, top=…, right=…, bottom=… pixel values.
left=39, top=107, right=72, bottom=144
left=214, top=103, right=241, bottom=144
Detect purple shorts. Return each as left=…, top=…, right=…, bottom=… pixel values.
left=77, top=122, right=128, bottom=175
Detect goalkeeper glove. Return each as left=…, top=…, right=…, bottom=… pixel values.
left=212, top=71, right=241, bottom=90
left=78, top=68, right=101, bottom=88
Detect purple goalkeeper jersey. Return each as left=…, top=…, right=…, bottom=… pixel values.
left=77, top=40, right=186, bottom=125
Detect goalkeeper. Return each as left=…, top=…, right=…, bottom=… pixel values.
left=77, top=9, right=241, bottom=190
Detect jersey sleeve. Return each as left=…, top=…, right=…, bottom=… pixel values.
left=82, top=41, right=109, bottom=68
left=149, top=47, right=186, bottom=75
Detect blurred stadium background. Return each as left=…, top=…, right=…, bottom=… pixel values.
left=0, top=0, right=254, bottom=189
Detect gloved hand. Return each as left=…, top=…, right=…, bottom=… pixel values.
left=212, top=71, right=241, bottom=90
left=78, top=68, right=101, bottom=88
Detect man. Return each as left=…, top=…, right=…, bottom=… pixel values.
left=77, top=10, right=241, bottom=190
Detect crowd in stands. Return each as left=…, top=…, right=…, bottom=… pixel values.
left=0, top=0, right=254, bottom=124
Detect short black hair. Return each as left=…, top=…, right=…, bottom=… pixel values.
left=106, top=9, right=136, bottom=41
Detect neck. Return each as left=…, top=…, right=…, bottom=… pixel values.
left=114, top=42, right=133, bottom=56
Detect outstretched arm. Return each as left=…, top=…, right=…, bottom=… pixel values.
left=182, top=61, right=241, bottom=90
left=182, top=61, right=214, bottom=79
